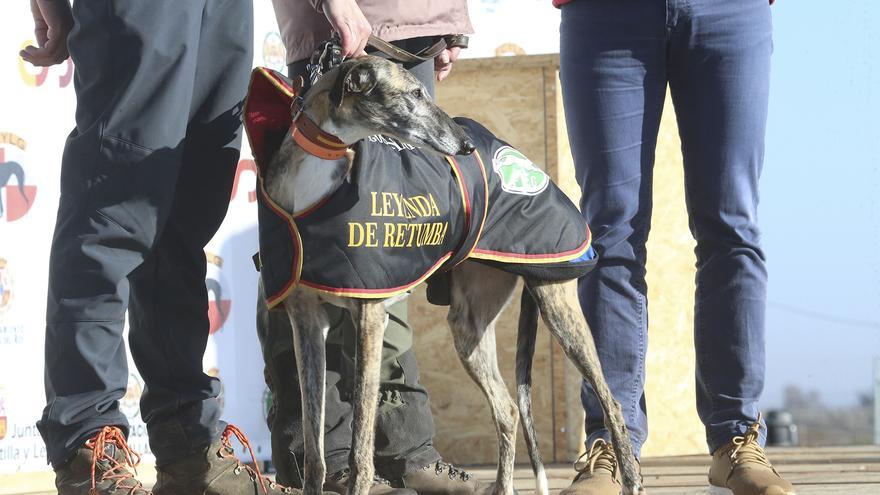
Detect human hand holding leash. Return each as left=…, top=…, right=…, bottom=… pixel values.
left=20, top=0, right=73, bottom=67
left=435, top=47, right=461, bottom=82
left=322, top=0, right=371, bottom=58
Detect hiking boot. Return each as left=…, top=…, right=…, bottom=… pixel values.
left=325, top=468, right=415, bottom=495
left=708, top=415, right=796, bottom=495
left=153, top=424, right=298, bottom=495
left=559, top=439, right=622, bottom=495
left=392, top=461, right=488, bottom=495
left=55, top=426, right=151, bottom=495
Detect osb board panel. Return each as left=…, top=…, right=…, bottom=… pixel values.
left=408, top=281, right=558, bottom=465
left=436, top=66, right=547, bottom=171
left=419, top=61, right=559, bottom=465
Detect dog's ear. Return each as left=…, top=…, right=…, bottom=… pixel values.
left=329, top=62, right=377, bottom=108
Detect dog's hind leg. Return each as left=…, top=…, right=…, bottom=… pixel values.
left=285, top=294, right=331, bottom=495
left=348, top=300, right=387, bottom=495
left=448, top=261, right=519, bottom=495
left=526, top=279, right=646, bottom=495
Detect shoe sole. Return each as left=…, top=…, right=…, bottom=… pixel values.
left=707, top=486, right=796, bottom=495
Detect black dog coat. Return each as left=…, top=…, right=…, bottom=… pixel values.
left=244, top=68, right=596, bottom=310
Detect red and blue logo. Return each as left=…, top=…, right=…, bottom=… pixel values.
left=0, top=133, right=36, bottom=222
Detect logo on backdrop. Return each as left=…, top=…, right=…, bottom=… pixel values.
left=230, top=159, right=258, bottom=204
left=492, top=146, right=549, bottom=196
left=205, top=252, right=232, bottom=334
left=0, top=387, right=7, bottom=441
left=120, top=372, right=143, bottom=420
left=0, top=257, right=12, bottom=317
left=262, top=388, right=273, bottom=423
left=19, top=41, right=73, bottom=88
left=262, top=32, right=286, bottom=73
left=0, top=133, right=37, bottom=222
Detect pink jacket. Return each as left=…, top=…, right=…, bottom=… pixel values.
left=552, top=0, right=571, bottom=6
left=271, top=0, right=473, bottom=64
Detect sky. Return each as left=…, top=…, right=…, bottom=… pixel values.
left=758, top=0, right=880, bottom=407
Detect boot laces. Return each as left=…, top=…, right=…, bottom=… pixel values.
left=85, top=426, right=146, bottom=495
left=221, top=424, right=293, bottom=493
left=573, top=439, right=618, bottom=484
left=427, top=461, right=472, bottom=482
left=329, top=467, right=393, bottom=486
left=728, top=413, right=774, bottom=471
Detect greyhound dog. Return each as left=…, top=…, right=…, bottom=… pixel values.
left=0, top=161, right=29, bottom=218
left=258, top=56, right=645, bottom=495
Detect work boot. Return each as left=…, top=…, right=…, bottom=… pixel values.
left=559, top=439, right=623, bottom=495
left=153, top=424, right=298, bottom=495
left=708, top=415, right=796, bottom=495
left=54, top=426, right=151, bottom=495
left=324, top=468, right=415, bottom=495
left=392, top=460, right=488, bottom=495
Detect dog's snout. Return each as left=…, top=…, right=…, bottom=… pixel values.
left=458, top=140, right=476, bottom=155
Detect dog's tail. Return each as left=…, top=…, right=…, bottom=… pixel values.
left=516, top=285, right=549, bottom=495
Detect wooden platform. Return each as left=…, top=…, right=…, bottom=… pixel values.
left=3, top=446, right=878, bottom=494
left=466, top=446, right=880, bottom=495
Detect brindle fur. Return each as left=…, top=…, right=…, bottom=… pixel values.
left=264, top=56, right=645, bottom=495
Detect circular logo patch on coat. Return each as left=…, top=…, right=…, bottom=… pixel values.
left=492, top=146, right=549, bottom=196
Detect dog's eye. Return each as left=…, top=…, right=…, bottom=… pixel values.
left=411, top=88, right=423, bottom=99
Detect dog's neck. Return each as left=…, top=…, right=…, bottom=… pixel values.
left=264, top=83, right=370, bottom=216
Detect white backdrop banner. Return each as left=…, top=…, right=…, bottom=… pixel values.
left=0, top=0, right=561, bottom=474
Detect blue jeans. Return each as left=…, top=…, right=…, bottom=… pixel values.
left=559, top=0, right=772, bottom=456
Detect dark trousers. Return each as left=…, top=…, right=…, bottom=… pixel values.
left=256, top=39, right=441, bottom=486
left=38, top=0, right=254, bottom=468
left=559, top=0, right=772, bottom=456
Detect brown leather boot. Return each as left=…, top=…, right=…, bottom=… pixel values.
left=324, top=468, right=415, bottom=495
left=708, top=416, right=796, bottom=495
left=392, top=461, right=489, bottom=495
left=54, top=426, right=151, bottom=495
left=559, top=439, right=625, bottom=495
left=152, top=424, right=298, bottom=495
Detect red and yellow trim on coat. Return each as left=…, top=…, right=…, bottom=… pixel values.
left=258, top=177, right=305, bottom=310
left=469, top=224, right=593, bottom=264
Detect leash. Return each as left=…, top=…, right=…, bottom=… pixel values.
left=307, top=32, right=469, bottom=85
left=366, top=34, right=469, bottom=64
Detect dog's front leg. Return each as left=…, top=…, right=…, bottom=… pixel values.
left=285, top=296, right=330, bottom=495
left=348, top=300, right=387, bottom=495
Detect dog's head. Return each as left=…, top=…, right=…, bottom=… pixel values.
left=308, top=56, right=475, bottom=156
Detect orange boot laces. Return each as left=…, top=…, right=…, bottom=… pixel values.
left=220, top=424, right=274, bottom=494
left=85, top=426, right=145, bottom=495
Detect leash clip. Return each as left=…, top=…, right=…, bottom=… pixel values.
left=307, top=32, right=345, bottom=86
left=291, top=94, right=306, bottom=123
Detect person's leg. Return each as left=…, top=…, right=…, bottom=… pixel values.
left=126, top=0, right=254, bottom=465
left=38, top=0, right=205, bottom=469
left=668, top=3, right=792, bottom=493
left=559, top=0, right=668, bottom=460
left=667, top=0, right=772, bottom=453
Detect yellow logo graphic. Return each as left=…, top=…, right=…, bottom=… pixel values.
left=19, top=41, right=73, bottom=88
